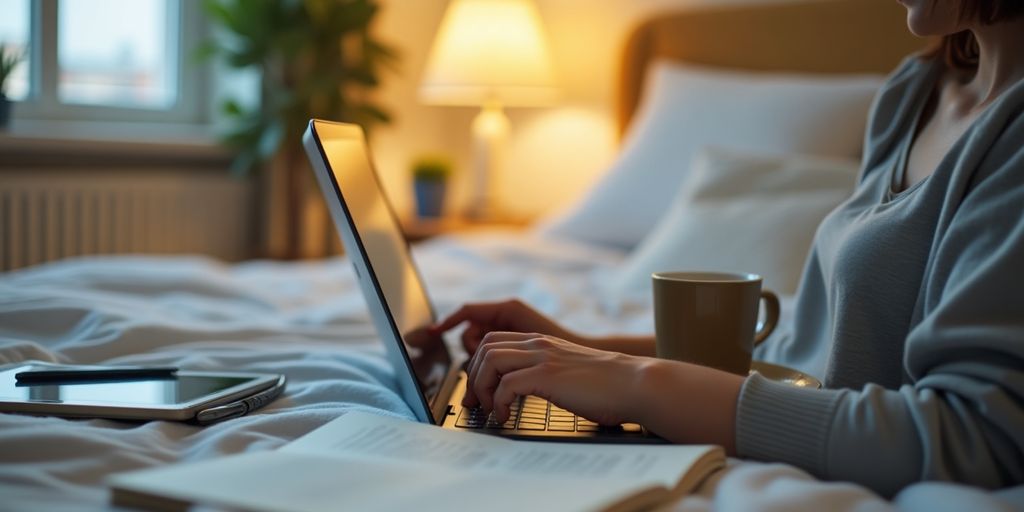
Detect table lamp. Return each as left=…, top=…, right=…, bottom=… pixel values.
left=420, top=0, right=557, bottom=219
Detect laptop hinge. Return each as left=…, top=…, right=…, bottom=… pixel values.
left=430, top=364, right=463, bottom=424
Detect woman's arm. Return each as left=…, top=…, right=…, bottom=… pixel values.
left=632, top=359, right=745, bottom=454
left=580, top=335, right=657, bottom=357
left=737, top=135, right=1024, bottom=496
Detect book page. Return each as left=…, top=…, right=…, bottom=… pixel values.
left=111, top=412, right=724, bottom=512
left=283, top=411, right=715, bottom=486
left=111, top=451, right=666, bottom=512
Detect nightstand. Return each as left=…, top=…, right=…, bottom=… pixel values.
left=400, top=216, right=530, bottom=243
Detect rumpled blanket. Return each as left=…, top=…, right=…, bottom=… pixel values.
left=1, top=233, right=1019, bottom=511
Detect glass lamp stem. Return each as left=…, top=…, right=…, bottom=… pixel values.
left=469, top=101, right=509, bottom=219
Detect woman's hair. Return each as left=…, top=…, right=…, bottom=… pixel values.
left=929, top=1, right=1024, bottom=69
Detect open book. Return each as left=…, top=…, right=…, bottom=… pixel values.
left=109, top=411, right=724, bottom=512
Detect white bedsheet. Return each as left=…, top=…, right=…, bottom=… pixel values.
left=0, top=232, right=1018, bottom=511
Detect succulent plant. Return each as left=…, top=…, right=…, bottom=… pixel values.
left=0, top=45, right=26, bottom=99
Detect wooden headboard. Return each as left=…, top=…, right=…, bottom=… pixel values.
left=617, top=0, right=928, bottom=135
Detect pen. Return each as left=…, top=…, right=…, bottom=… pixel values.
left=15, top=366, right=179, bottom=384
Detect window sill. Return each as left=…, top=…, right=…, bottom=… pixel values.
left=0, top=119, right=235, bottom=168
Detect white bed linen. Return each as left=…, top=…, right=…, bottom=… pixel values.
left=0, top=232, right=1017, bottom=511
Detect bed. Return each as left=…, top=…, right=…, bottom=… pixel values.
left=2, top=0, right=1022, bottom=510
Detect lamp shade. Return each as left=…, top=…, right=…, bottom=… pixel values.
left=420, top=0, right=558, bottom=107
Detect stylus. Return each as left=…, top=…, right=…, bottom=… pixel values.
left=14, top=366, right=180, bottom=384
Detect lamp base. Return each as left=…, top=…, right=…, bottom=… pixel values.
left=468, top=103, right=509, bottom=219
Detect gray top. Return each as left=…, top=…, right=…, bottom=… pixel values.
left=737, top=55, right=1024, bottom=497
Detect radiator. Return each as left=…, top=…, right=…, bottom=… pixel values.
left=0, top=172, right=254, bottom=272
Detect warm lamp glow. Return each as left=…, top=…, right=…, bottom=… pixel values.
left=420, top=0, right=558, bottom=219
left=420, top=0, right=558, bottom=106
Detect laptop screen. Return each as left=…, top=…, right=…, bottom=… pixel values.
left=305, top=121, right=452, bottom=422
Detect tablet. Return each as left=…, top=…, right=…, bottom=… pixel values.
left=0, top=363, right=285, bottom=424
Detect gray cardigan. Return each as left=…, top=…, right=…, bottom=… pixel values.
left=738, top=55, right=1024, bottom=497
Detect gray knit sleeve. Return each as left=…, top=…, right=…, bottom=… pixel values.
left=736, top=98, right=1024, bottom=497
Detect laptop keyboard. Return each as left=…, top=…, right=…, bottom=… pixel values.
left=454, top=395, right=642, bottom=434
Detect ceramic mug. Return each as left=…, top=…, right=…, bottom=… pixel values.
left=652, top=271, right=780, bottom=375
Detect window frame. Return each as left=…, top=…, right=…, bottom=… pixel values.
left=12, top=0, right=209, bottom=125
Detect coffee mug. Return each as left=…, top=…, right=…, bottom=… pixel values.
left=652, top=271, right=780, bottom=375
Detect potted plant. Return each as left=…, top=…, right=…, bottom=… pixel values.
left=412, top=156, right=452, bottom=218
left=0, top=45, right=25, bottom=129
left=199, top=0, right=396, bottom=258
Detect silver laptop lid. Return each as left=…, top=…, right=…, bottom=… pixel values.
left=302, top=120, right=452, bottom=424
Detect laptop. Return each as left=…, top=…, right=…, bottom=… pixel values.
left=302, top=119, right=658, bottom=443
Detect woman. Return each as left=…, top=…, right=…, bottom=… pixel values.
left=431, top=0, right=1024, bottom=497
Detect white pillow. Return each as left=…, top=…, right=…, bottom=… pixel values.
left=604, top=147, right=860, bottom=300
left=538, top=60, right=883, bottom=249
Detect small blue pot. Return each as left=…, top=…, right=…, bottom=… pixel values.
left=414, top=179, right=447, bottom=218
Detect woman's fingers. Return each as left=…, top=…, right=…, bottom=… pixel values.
left=469, top=348, right=544, bottom=411
left=433, top=302, right=512, bottom=353
left=461, top=324, right=485, bottom=354
left=466, top=332, right=538, bottom=378
left=480, top=331, right=538, bottom=345
left=432, top=302, right=500, bottom=333
left=432, top=299, right=532, bottom=335
left=491, top=366, right=547, bottom=423
left=464, top=333, right=540, bottom=405
left=461, top=334, right=643, bottom=428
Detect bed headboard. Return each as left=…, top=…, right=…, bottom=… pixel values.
left=617, top=0, right=929, bottom=135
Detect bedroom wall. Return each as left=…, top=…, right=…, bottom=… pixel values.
left=370, top=0, right=835, bottom=221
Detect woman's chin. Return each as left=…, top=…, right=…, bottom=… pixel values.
left=901, top=0, right=965, bottom=37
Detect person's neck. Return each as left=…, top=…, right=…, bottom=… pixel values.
left=966, top=17, right=1024, bottom=108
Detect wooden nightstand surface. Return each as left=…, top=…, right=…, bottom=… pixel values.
left=400, top=216, right=530, bottom=243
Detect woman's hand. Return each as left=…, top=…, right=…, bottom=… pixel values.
left=431, top=299, right=583, bottom=355
left=462, top=331, right=653, bottom=426
left=432, top=299, right=658, bottom=357
left=463, top=331, right=747, bottom=454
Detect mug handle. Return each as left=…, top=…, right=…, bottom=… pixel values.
left=753, top=290, right=780, bottom=346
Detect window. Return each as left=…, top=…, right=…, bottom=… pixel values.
left=2, top=0, right=207, bottom=125
left=58, top=0, right=178, bottom=109
left=0, top=0, right=30, bottom=101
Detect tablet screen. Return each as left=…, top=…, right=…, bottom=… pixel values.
left=0, top=365, right=255, bottom=406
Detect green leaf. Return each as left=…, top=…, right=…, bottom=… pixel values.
left=227, top=47, right=263, bottom=68
left=190, top=40, right=221, bottom=63
left=202, top=0, right=234, bottom=27
left=344, top=66, right=379, bottom=87
left=350, top=103, right=391, bottom=126
left=220, top=99, right=245, bottom=117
